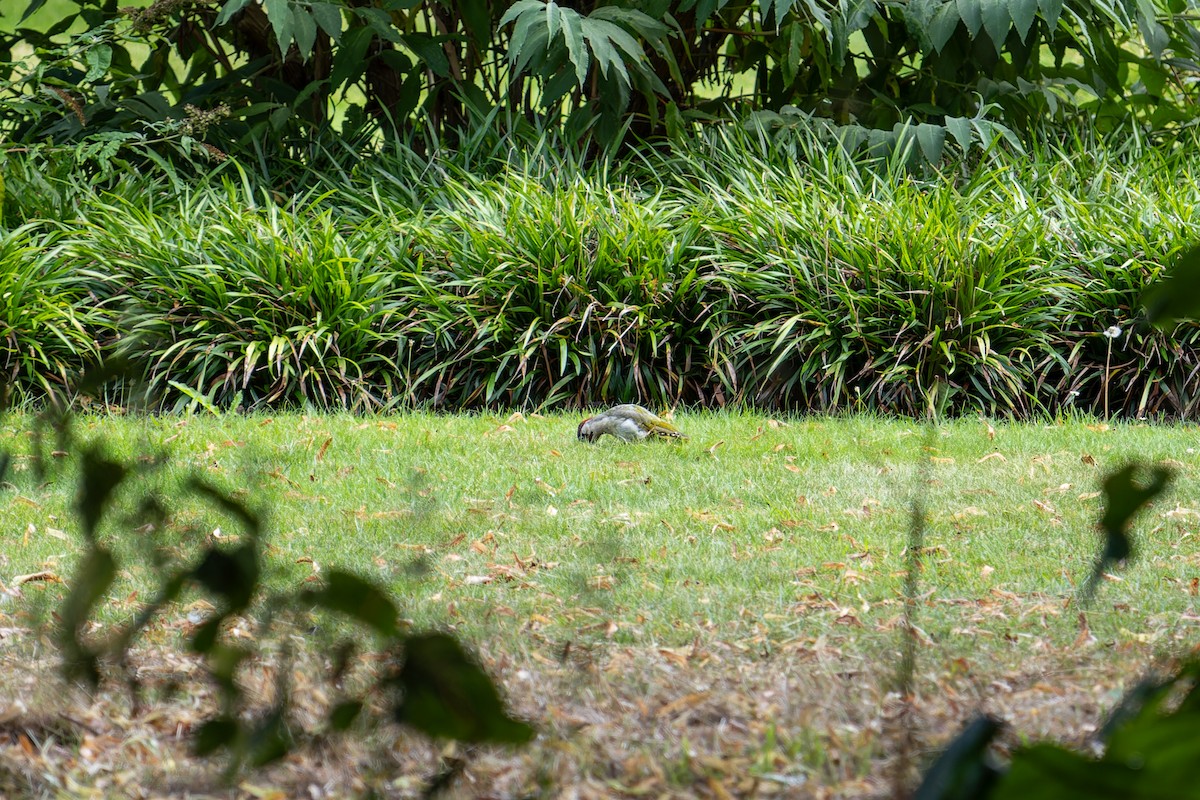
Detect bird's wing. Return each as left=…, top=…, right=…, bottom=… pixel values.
left=643, top=418, right=687, bottom=439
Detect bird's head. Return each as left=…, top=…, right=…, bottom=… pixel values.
left=577, top=416, right=600, bottom=443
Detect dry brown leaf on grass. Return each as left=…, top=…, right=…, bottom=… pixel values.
left=655, top=691, right=711, bottom=719
left=14, top=571, right=62, bottom=586
left=485, top=424, right=516, bottom=436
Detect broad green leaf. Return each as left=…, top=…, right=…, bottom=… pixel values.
left=329, top=700, right=364, bottom=730
left=832, top=0, right=875, bottom=65
left=913, top=715, right=1003, bottom=800
left=540, top=67, right=578, bottom=108
left=77, top=447, right=126, bottom=541
left=1143, top=245, right=1200, bottom=325
left=545, top=0, right=560, bottom=42
left=393, top=633, right=534, bottom=744
left=915, top=123, right=946, bottom=163
left=396, top=63, right=424, bottom=117
left=191, top=545, right=260, bottom=611
left=189, top=478, right=260, bottom=536
left=329, top=25, right=374, bottom=88
left=59, top=547, right=116, bottom=688
left=991, top=120, right=1025, bottom=152
left=403, top=32, right=450, bottom=78
left=978, top=0, right=1009, bottom=52
left=944, top=115, right=973, bottom=149
left=1037, top=0, right=1063, bottom=28
left=582, top=21, right=629, bottom=84
left=215, top=0, right=253, bottom=27
left=310, top=2, right=342, bottom=40
left=800, top=0, right=832, bottom=32
left=1136, top=0, right=1168, bottom=58
left=693, top=0, right=719, bottom=26
left=458, top=0, right=492, bottom=48
left=763, top=0, right=797, bottom=26
left=513, top=23, right=550, bottom=75
left=970, top=117, right=994, bottom=145
left=1081, top=462, right=1171, bottom=603
left=585, top=18, right=647, bottom=72
left=353, top=6, right=402, bottom=43
left=264, top=0, right=294, bottom=55
left=560, top=9, right=589, bottom=87
left=1008, top=0, right=1037, bottom=41
left=247, top=709, right=292, bottom=767
left=783, top=21, right=802, bottom=82
left=498, top=0, right=544, bottom=28
left=928, top=2, right=961, bottom=51
left=192, top=716, right=240, bottom=756
left=665, top=100, right=686, bottom=141
left=906, top=0, right=940, bottom=30
left=995, top=744, right=1143, bottom=799
left=956, top=0, right=982, bottom=36
left=509, top=5, right=545, bottom=69
left=589, top=6, right=672, bottom=40
left=1140, top=62, right=1167, bottom=96
left=304, top=569, right=399, bottom=637
left=291, top=6, right=317, bottom=61
left=840, top=0, right=876, bottom=32
left=84, top=43, right=112, bottom=82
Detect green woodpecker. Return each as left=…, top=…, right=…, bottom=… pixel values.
left=577, top=404, right=687, bottom=443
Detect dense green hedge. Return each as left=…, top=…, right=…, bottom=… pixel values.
left=3, top=132, right=1199, bottom=417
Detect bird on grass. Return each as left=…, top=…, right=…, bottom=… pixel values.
left=577, top=404, right=687, bottom=443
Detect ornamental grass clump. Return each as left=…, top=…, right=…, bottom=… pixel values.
left=67, top=185, right=412, bottom=411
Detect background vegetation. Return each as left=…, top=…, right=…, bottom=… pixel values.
left=3, top=0, right=1199, bottom=162
left=3, top=2, right=1200, bottom=418
left=2, top=125, right=1199, bottom=416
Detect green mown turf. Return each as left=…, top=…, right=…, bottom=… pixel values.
left=2, top=412, right=1197, bottom=666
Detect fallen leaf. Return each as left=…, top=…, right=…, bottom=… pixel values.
left=14, top=571, right=62, bottom=585
left=588, top=575, right=614, bottom=590
left=1032, top=500, right=1057, bottom=515
left=655, top=691, right=711, bottom=718
left=1073, top=612, right=1095, bottom=648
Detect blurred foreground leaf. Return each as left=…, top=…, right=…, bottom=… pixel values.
left=393, top=633, right=534, bottom=744
left=1082, top=462, right=1172, bottom=602
left=1143, top=244, right=1200, bottom=327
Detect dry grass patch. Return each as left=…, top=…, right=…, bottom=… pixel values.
left=0, top=632, right=1168, bottom=798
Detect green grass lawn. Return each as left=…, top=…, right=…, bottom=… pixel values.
left=2, top=410, right=1198, bottom=797
left=4, top=411, right=1197, bottom=663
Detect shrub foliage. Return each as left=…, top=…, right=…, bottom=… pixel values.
left=3, top=129, right=1197, bottom=417
left=2, top=0, right=1198, bottom=165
